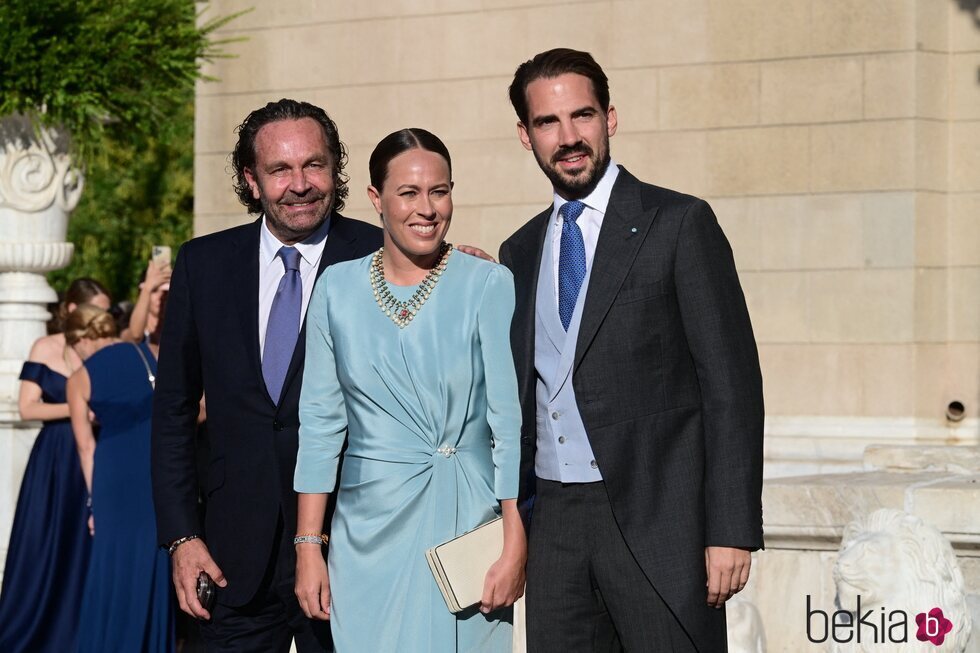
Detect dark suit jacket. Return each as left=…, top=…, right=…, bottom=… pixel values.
left=499, top=167, right=764, bottom=652
left=151, top=214, right=382, bottom=607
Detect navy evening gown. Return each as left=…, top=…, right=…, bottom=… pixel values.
left=76, top=342, right=174, bottom=653
left=0, top=362, right=91, bottom=653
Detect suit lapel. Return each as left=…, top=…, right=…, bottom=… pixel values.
left=277, top=215, right=359, bottom=406
left=575, top=170, right=660, bottom=370
left=511, top=208, right=551, bottom=404
left=318, top=214, right=359, bottom=271
left=234, top=219, right=273, bottom=406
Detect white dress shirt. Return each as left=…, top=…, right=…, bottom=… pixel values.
left=550, top=160, right=620, bottom=304
left=258, top=215, right=331, bottom=358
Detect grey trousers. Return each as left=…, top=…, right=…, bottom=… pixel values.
left=525, top=479, right=700, bottom=653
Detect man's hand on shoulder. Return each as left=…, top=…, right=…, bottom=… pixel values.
left=456, top=244, right=495, bottom=263
left=704, top=545, right=751, bottom=609
left=171, top=537, right=227, bottom=620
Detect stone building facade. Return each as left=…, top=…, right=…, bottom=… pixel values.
left=194, top=0, right=980, bottom=477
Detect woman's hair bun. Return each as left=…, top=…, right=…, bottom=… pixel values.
left=64, top=303, right=118, bottom=346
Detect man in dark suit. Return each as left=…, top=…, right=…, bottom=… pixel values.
left=151, top=99, right=382, bottom=651
left=499, top=49, right=765, bottom=652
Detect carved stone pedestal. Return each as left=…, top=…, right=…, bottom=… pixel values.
left=0, top=114, right=81, bottom=579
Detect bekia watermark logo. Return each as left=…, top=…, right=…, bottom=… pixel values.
left=806, top=595, right=954, bottom=646
left=915, top=608, right=953, bottom=646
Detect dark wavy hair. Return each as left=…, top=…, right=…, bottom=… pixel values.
left=508, top=48, right=610, bottom=125
left=231, top=99, right=349, bottom=214
left=368, top=128, right=452, bottom=191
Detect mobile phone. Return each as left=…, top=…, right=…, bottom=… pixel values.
left=197, top=571, right=216, bottom=613
left=151, top=245, right=172, bottom=268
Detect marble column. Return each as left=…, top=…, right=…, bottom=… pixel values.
left=0, top=114, right=82, bottom=579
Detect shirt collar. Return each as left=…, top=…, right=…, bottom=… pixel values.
left=260, top=213, right=332, bottom=266
left=552, top=159, right=620, bottom=224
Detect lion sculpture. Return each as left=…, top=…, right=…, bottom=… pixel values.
left=832, top=508, right=973, bottom=652
left=726, top=594, right=766, bottom=653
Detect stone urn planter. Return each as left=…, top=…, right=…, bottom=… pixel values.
left=0, top=114, right=82, bottom=411
left=0, top=114, right=82, bottom=579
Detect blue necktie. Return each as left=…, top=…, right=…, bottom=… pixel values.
left=263, top=246, right=302, bottom=404
left=558, top=200, right=587, bottom=331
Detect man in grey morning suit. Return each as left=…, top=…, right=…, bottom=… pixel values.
left=499, top=49, right=765, bottom=652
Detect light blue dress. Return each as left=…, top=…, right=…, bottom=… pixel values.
left=295, top=250, right=521, bottom=653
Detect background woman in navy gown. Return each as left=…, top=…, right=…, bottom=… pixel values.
left=0, top=279, right=110, bottom=653
left=66, top=304, right=174, bottom=653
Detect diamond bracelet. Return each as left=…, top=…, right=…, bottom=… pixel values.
left=293, top=533, right=329, bottom=546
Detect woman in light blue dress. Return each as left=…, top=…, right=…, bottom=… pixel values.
left=294, top=128, right=525, bottom=652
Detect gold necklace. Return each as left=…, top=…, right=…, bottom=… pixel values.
left=370, top=243, right=452, bottom=329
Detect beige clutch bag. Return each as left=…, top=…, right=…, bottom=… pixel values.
left=425, top=516, right=503, bottom=613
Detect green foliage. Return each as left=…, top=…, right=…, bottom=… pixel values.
left=0, top=0, right=241, bottom=166
left=0, top=0, right=246, bottom=301
left=47, top=101, right=195, bottom=302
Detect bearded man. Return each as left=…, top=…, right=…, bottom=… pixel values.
left=500, top=50, right=765, bottom=652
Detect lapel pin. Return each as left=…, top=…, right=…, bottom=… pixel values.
left=630, top=227, right=637, bottom=233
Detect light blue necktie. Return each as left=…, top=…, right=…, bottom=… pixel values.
left=263, top=246, right=302, bottom=404
left=558, top=200, right=587, bottom=331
